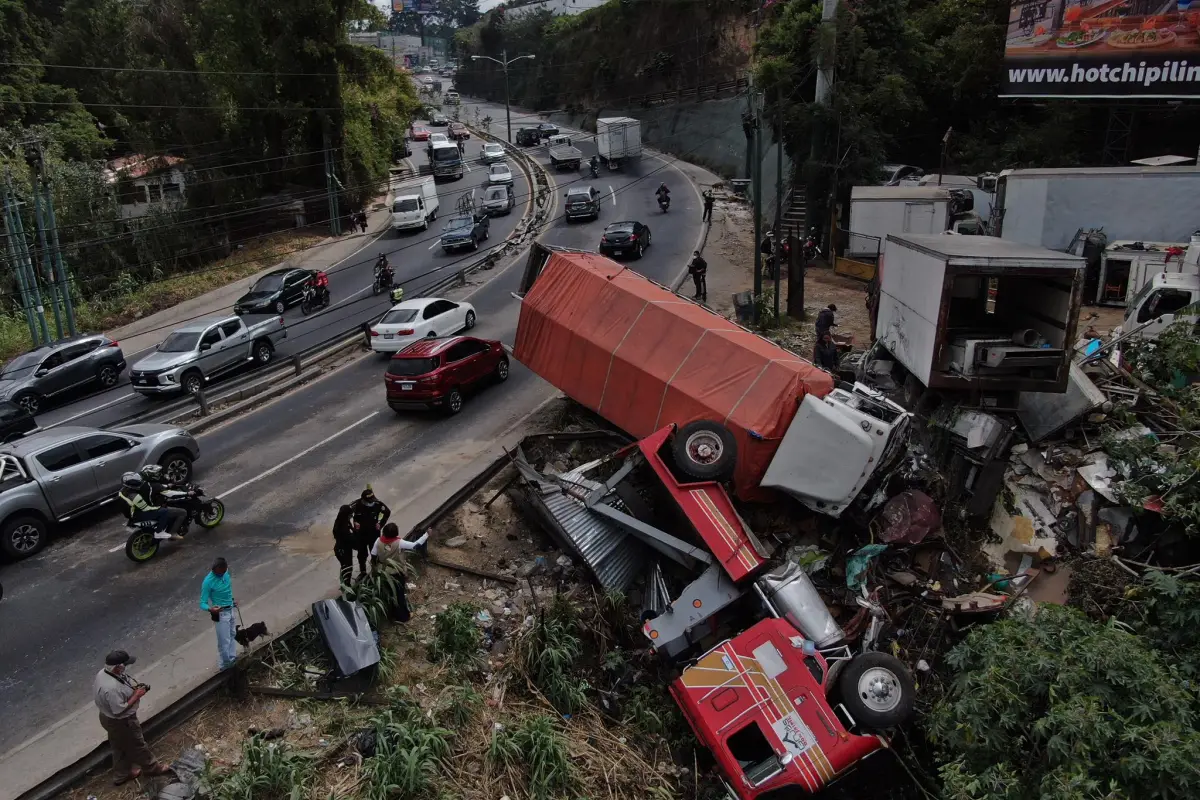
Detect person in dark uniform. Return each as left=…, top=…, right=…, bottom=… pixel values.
left=332, top=505, right=355, bottom=586
left=688, top=251, right=708, bottom=302
left=702, top=189, right=715, bottom=222
left=813, top=332, right=840, bottom=371
left=349, top=487, right=391, bottom=579
left=815, top=303, right=838, bottom=338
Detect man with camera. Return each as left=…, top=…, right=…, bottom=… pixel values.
left=94, top=650, right=171, bottom=785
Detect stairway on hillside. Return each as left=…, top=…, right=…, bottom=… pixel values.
left=781, top=186, right=807, bottom=235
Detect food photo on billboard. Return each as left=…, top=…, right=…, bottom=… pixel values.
left=1004, top=0, right=1200, bottom=98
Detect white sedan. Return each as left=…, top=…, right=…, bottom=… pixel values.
left=488, top=162, right=514, bottom=186
left=481, top=143, right=506, bottom=163
left=429, top=133, right=449, bottom=145
left=368, top=297, right=478, bottom=354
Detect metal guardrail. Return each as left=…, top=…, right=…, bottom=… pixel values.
left=634, top=77, right=748, bottom=108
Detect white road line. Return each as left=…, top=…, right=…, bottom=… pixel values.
left=47, top=392, right=140, bottom=429
left=609, top=185, right=616, bottom=206
left=428, top=239, right=442, bottom=251
left=215, top=411, right=380, bottom=500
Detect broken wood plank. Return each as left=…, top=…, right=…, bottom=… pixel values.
left=425, top=554, right=519, bottom=584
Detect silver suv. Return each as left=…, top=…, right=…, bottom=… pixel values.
left=0, top=335, right=127, bottom=416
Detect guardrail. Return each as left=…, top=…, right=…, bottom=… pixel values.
left=634, top=77, right=748, bottom=108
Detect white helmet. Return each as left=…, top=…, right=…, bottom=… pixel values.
left=140, top=464, right=164, bottom=482
left=121, top=472, right=143, bottom=490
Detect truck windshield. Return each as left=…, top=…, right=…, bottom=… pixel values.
left=393, top=198, right=419, bottom=212
left=159, top=332, right=201, bottom=352
left=432, top=148, right=460, bottom=163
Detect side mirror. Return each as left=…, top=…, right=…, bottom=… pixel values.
left=34, top=368, right=48, bottom=377
left=199, top=343, right=212, bottom=352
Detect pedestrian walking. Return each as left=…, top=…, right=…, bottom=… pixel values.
left=815, top=303, right=838, bottom=339
left=199, top=557, right=237, bottom=670
left=356, top=210, right=368, bottom=234
left=371, top=522, right=429, bottom=622
left=688, top=250, right=708, bottom=302
left=94, top=650, right=170, bottom=785
left=813, top=331, right=840, bottom=371
left=701, top=189, right=715, bottom=222
left=760, top=232, right=777, bottom=280
left=332, top=504, right=355, bottom=586
left=350, top=487, right=392, bottom=579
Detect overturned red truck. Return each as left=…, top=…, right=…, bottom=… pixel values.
left=512, top=245, right=917, bottom=798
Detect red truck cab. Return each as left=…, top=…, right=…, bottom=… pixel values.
left=671, top=618, right=885, bottom=797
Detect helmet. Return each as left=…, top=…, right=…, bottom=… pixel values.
left=122, top=472, right=144, bottom=490
left=140, top=464, right=164, bottom=482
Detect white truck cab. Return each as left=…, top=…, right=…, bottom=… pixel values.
left=1122, top=272, right=1200, bottom=338
left=390, top=176, right=440, bottom=232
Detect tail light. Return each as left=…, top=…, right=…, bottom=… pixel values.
left=629, top=234, right=638, bottom=241
left=370, top=329, right=380, bottom=337
left=397, top=329, right=414, bottom=335
left=601, top=235, right=608, bottom=243
left=279, top=316, right=285, bottom=326
left=108, top=340, right=120, bottom=348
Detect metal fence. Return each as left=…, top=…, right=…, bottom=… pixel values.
left=633, top=77, right=749, bottom=108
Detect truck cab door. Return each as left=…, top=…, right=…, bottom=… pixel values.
left=31, top=440, right=97, bottom=516
left=220, top=320, right=250, bottom=370
left=1135, top=287, right=1195, bottom=337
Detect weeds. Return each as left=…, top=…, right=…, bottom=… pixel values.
left=362, top=701, right=454, bottom=800
left=488, top=714, right=575, bottom=800
left=342, top=566, right=405, bottom=630
left=428, top=602, right=483, bottom=670
left=211, top=736, right=314, bottom=800
left=516, top=595, right=589, bottom=714
left=437, top=683, right=483, bottom=728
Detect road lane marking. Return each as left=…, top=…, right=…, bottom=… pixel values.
left=215, top=411, right=380, bottom=500
left=428, top=239, right=442, bottom=251
left=609, top=185, right=616, bottom=207
left=46, top=391, right=141, bottom=429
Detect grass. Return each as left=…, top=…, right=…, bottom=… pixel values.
left=362, top=701, right=454, bottom=800
left=516, top=596, right=590, bottom=714
left=427, top=601, right=483, bottom=670
left=0, top=229, right=325, bottom=362
left=210, top=735, right=315, bottom=800
left=487, top=714, right=576, bottom=800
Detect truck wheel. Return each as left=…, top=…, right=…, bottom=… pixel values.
left=837, top=652, right=916, bottom=730
left=159, top=451, right=194, bottom=484
left=0, top=515, right=47, bottom=560
left=672, top=420, right=737, bottom=481
left=253, top=340, right=274, bottom=365
left=182, top=371, right=204, bottom=395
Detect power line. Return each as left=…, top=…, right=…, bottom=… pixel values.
left=0, top=60, right=344, bottom=78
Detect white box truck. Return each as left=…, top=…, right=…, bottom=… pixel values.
left=596, top=117, right=642, bottom=167
left=848, top=186, right=981, bottom=259
left=390, top=176, right=440, bottom=232
left=873, top=234, right=1084, bottom=394
left=1095, top=240, right=1191, bottom=307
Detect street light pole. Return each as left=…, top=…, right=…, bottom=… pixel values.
left=471, top=50, right=535, bottom=144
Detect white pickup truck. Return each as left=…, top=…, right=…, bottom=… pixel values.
left=130, top=315, right=287, bottom=396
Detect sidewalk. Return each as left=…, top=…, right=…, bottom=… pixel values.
left=109, top=199, right=394, bottom=358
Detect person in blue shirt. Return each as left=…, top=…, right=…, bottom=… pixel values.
left=199, top=558, right=237, bottom=670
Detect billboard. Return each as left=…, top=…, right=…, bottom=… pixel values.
left=392, top=0, right=435, bottom=11
left=1003, top=0, right=1200, bottom=98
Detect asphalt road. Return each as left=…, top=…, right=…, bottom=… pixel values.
left=32, top=128, right=531, bottom=432
left=0, top=101, right=704, bottom=762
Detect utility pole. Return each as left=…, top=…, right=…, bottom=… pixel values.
left=2, top=181, right=40, bottom=346
left=42, top=173, right=76, bottom=337
left=323, top=127, right=341, bottom=236
left=472, top=50, right=536, bottom=143
left=751, top=86, right=764, bottom=326
left=27, top=143, right=72, bottom=339
left=773, top=88, right=784, bottom=323
left=2, top=175, right=50, bottom=346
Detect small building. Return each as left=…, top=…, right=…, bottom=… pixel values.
left=103, top=155, right=188, bottom=219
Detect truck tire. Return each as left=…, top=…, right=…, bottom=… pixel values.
left=672, top=420, right=737, bottom=481
left=0, top=514, right=47, bottom=559
left=181, top=371, right=204, bottom=395
left=837, top=652, right=916, bottom=730
left=253, top=339, right=274, bottom=365
left=159, top=450, right=194, bottom=484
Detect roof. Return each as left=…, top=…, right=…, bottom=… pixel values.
left=173, top=316, right=234, bottom=333
left=597, top=117, right=638, bottom=124
left=999, top=165, right=1200, bottom=178
left=395, top=336, right=465, bottom=357
left=1, top=426, right=101, bottom=456
left=103, top=155, right=185, bottom=183
left=852, top=186, right=951, bottom=201
left=916, top=174, right=978, bottom=187
left=1130, top=155, right=1194, bottom=166
left=886, top=233, right=1085, bottom=266
left=1106, top=240, right=1188, bottom=251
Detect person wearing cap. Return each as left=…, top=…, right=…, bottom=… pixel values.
left=94, top=651, right=170, bottom=785
left=199, top=557, right=237, bottom=670
left=815, top=303, right=838, bottom=339
left=370, top=522, right=428, bottom=622
left=350, top=487, right=391, bottom=579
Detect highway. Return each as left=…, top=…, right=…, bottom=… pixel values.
left=0, top=97, right=705, bottom=771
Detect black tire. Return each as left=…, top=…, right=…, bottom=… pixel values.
left=125, top=530, right=159, bottom=563
left=422, top=217, right=430, bottom=231
left=181, top=371, right=204, bottom=395
left=0, top=514, right=47, bottom=560
left=672, top=420, right=737, bottom=481
left=198, top=499, right=225, bottom=529
left=159, top=451, right=194, bottom=484
left=446, top=387, right=464, bottom=415
left=300, top=298, right=314, bottom=316
left=14, top=393, right=40, bottom=416
left=471, top=237, right=479, bottom=251
left=428, top=330, right=437, bottom=338
left=495, top=357, right=510, bottom=382
left=253, top=340, right=273, bottom=365
left=635, top=243, right=645, bottom=260
left=646, top=230, right=652, bottom=247
left=837, top=652, right=916, bottom=730
left=274, top=300, right=286, bottom=315
left=464, top=310, right=476, bottom=330
left=97, top=363, right=120, bottom=389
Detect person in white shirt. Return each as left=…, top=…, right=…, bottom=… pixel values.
left=370, top=522, right=428, bottom=622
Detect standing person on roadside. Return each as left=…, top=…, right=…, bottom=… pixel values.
left=199, top=558, right=237, bottom=670
left=94, top=650, right=171, bottom=785
left=350, top=487, right=391, bottom=579
left=701, top=189, right=715, bottom=222
left=813, top=331, right=840, bottom=371
left=687, top=250, right=708, bottom=303
left=815, top=303, right=838, bottom=339
left=356, top=210, right=368, bottom=234
left=371, top=522, right=429, bottom=622
left=332, top=505, right=355, bottom=587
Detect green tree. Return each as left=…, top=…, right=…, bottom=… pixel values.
left=927, top=605, right=1200, bottom=800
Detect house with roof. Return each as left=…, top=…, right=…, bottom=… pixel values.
left=102, top=154, right=188, bottom=218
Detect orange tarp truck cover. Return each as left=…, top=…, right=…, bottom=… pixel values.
left=513, top=251, right=835, bottom=500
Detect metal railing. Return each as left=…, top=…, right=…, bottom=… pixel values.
left=633, top=77, right=748, bottom=108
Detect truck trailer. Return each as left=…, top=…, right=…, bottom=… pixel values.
left=847, top=186, right=980, bottom=260
left=595, top=117, right=642, bottom=168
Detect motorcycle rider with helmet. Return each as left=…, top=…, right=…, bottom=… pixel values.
left=589, top=155, right=599, bottom=178
left=308, top=270, right=331, bottom=305
left=655, top=182, right=670, bottom=210
left=374, top=254, right=395, bottom=292
left=119, top=472, right=187, bottom=540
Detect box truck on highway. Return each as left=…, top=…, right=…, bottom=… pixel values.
left=390, top=177, right=440, bottom=232
left=595, top=117, right=641, bottom=168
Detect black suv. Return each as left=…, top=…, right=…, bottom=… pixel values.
left=564, top=186, right=602, bottom=222
left=0, top=401, right=35, bottom=442
left=515, top=128, right=541, bottom=147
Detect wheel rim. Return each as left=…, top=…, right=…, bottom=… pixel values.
left=17, top=395, right=38, bottom=415
left=256, top=345, right=271, bottom=363
left=449, top=391, right=462, bottom=412
left=130, top=532, right=157, bottom=561
left=200, top=500, right=224, bottom=527
left=185, top=376, right=202, bottom=394
left=9, top=523, right=41, bottom=554
left=497, top=361, right=509, bottom=379
left=857, top=666, right=903, bottom=713
left=275, top=301, right=285, bottom=314
left=684, top=430, right=724, bottom=466
left=466, top=312, right=475, bottom=329
left=164, top=458, right=190, bottom=483
left=99, top=367, right=118, bottom=387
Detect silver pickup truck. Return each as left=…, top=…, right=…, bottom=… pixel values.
left=130, top=315, right=287, bottom=396
left=0, top=424, right=200, bottom=559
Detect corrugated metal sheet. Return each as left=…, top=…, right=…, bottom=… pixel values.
left=512, top=451, right=648, bottom=592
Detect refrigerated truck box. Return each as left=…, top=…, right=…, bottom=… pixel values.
left=877, top=234, right=1084, bottom=394
left=1096, top=240, right=1191, bottom=307
left=596, top=117, right=642, bottom=163
left=847, top=186, right=953, bottom=260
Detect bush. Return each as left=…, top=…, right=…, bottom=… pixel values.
left=428, top=601, right=482, bottom=669
left=515, top=596, right=589, bottom=714
left=487, top=714, right=575, bottom=800
left=212, top=736, right=314, bottom=800
left=926, top=604, right=1200, bottom=800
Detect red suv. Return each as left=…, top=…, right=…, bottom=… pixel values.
left=385, top=336, right=509, bottom=415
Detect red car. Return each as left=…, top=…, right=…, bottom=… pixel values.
left=448, top=122, right=469, bottom=141
left=410, top=125, right=431, bottom=142
left=385, top=336, right=509, bottom=415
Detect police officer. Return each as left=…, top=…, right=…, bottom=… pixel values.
left=349, top=487, right=391, bottom=579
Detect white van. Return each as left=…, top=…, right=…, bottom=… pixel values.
left=390, top=177, right=439, bottom=232
left=444, top=91, right=460, bottom=105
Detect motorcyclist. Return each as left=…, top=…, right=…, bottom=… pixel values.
left=589, top=155, right=599, bottom=176
left=309, top=270, right=331, bottom=304
left=375, top=254, right=394, bottom=290
left=119, top=472, right=187, bottom=540
left=655, top=183, right=670, bottom=202
left=349, top=487, right=392, bottom=579
left=138, top=464, right=182, bottom=500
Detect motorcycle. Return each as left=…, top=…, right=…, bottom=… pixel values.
left=803, top=232, right=822, bottom=262
left=589, top=161, right=600, bottom=179
left=658, top=194, right=670, bottom=213
left=300, top=284, right=331, bottom=315
left=372, top=267, right=394, bottom=297
left=124, top=485, right=226, bottom=563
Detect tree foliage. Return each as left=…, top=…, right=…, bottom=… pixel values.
left=927, top=605, right=1200, bottom=800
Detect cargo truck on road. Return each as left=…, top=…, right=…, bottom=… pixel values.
left=546, top=134, right=582, bottom=170
left=596, top=117, right=641, bottom=169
